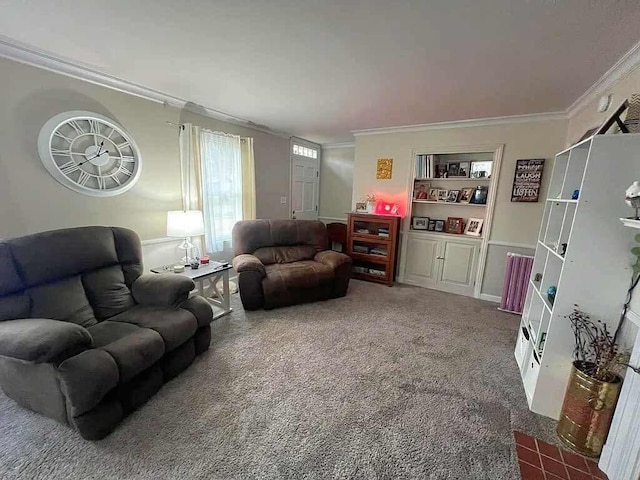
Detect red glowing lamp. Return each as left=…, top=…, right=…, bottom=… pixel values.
left=374, top=198, right=404, bottom=217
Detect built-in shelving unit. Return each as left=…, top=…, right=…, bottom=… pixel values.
left=398, top=147, right=503, bottom=298
left=515, top=133, right=640, bottom=420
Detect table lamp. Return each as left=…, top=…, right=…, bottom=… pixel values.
left=167, top=210, right=205, bottom=265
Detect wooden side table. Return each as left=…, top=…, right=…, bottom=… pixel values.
left=346, top=213, right=401, bottom=286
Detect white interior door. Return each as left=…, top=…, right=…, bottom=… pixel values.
left=290, top=138, right=319, bottom=220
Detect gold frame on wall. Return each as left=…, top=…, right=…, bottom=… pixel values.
left=376, top=158, right=393, bottom=179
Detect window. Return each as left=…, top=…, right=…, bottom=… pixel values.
left=199, top=131, right=243, bottom=253
left=293, top=144, right=318, bottom=159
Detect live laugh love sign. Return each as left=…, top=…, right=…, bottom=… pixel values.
left=511, top=159, right=545, bottom=202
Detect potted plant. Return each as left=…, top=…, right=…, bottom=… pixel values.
left=557, top=306, right=635, bottom=457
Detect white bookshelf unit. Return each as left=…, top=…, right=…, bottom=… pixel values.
left=399, top=147, right=503, bottom=298
left=515, top=133, right=640, bottom=420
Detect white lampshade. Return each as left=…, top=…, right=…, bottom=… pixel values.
left=166, top=210, right=205, bottom=237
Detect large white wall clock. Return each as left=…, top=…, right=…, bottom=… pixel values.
left=37, top=111, right=142, bottom=197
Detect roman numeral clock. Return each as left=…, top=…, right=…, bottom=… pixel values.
left=37, top=111, right=142, bottom=197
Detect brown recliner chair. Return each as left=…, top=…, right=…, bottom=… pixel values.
left=232, top=220, right=352, bottom=310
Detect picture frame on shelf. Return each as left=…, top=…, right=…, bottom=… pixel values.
left=447, top=162, right=460, bottom=177
left=414, top=180, right=430, bottom=200
left=458, top=161, right=470, bottom=178
left=436, top=164, right=448, bottom=178
left=470, top=161, right=492, bottom=179
left=412, top=216, right=429, bottom=230
left=464, top=217, right=484, bottom=236
left=437, top=189, right=449, bottom=202
left=459, top=187, right=474, bottom=204
left=428, top=188, right=439, bottom=201
left=355, top=202, right=367, bottom=213
left=427, top=220, right=436, bottom=231
left=434, top=220, right=445, bottom=232
left=446, top=217, right=464, bottom=234
left=469, top=186, right=488, bottom=205
left=446, top=190, right=460, bottom=203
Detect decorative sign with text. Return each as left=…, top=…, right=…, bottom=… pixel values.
left=511, top=159, right=545, bottom=202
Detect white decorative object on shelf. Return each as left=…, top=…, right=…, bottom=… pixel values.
left=515, top=133, right=640, bottom=421
left=625, top=180, right=640, bottom=219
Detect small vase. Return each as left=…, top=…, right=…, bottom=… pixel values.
left=557, top=361, right=622, bottom=457
left=365, top=201, right=375, bottom=213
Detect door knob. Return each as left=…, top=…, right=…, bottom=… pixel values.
left=437, top=256, right=444, bottom=260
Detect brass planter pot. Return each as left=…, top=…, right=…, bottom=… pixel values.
left=557, top=361, right=622, bottom=457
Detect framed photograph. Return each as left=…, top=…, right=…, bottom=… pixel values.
left=446, top=217, right=464, bottom=234
left=427, top=188, right=439, bottom=201
left=447, top=162, right=460, bottom=177
left=427, top=220, right=436, bottom=231
left=412, top=216, right=429, bottom=230
left=436, top=164, right=448, bottom=178
left=470, top=161, right=492, bottom=179
left=355, top=202, right=367, bottom=213
left=413, top=180, right=430, bottom=199
left=437, top=189, right=449, bottom=202
left=458, top=161, right=470, bottom=178
left=464, top=217, right=484, bottom=237
left=459, top=187, right=474, bottom=204
left=446, top=189, right=460, bottom=203
left=434, top=220, right=445, bottom=232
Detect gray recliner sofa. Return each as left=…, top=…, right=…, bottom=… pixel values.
left=0, top=226, right=213, bottom=439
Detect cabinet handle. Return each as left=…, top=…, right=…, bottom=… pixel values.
left=436, top=256, right=444, bottom=260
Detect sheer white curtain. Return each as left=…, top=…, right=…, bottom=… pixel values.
left=200, top=130, right=243, bottom=253
left=179, top=125, right=256, bottom=255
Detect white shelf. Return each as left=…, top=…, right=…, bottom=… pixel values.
left=412, top=200, right=486, bottom=207
left=404, top=229, right=483, bottom=241
left=517, top=133, right=640, bottom=420
left=537, top=241, right=565, bottom=262
left=529, top=280, right=552, bottom=314
left=621, top=218, right=640, bottom=229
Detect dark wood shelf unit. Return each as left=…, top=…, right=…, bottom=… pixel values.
left=347, top=213, right=401, bottom=286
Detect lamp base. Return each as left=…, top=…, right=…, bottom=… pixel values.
left=178, top=238, right=196, bottom=266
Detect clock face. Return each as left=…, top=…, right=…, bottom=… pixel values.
left=37, top=111, right=142, bottom=197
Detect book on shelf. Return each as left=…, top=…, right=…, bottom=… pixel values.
left=370, top=247, right=388, bottom=256
left=415, top=154, right=435, bottom=179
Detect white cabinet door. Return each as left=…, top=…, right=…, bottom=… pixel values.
left=437, top=239, right=478, bottom=296
left=403, top=235, right=439, bottom=288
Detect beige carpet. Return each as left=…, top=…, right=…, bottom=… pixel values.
left=0, top=281, right=557, bottom=479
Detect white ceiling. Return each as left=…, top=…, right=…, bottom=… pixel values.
left=1, top=0, right=639, bottom=143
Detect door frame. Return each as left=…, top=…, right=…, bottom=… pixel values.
left=289, top=136, right=321, bottom=220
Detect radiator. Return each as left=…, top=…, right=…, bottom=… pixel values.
left=499, top=252, right=534, bottom=314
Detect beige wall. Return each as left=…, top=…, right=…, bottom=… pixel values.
left=567, top=64, right=640, bottom=145
left=353, top=120, right=568, bottom=245
left=0, top=57, right=289, bottom=242
left=319, top=146, right=354, bottom=221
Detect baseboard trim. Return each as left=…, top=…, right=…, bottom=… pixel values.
left=480, top=293, right=501, bottom=304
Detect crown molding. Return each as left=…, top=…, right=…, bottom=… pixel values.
left=351, top=111, right=568, bottom=136
left=566, top=39, right=640, bottom=119
left=321, top=142, right=355, bottom=149
left=0, top=35, right=291, bottom=140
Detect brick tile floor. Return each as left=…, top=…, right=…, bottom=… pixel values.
left=513, top=431, right=608, bottom=480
